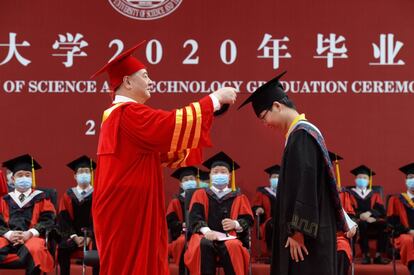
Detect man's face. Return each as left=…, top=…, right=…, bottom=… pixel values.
left=210, top=166, right=230, bottom=176
left=356, top=174, right=369, bottom=181
left=259, top=102, right=284, bottom=129
left=124, top=69, right=153, bottom=100
left=270, top=174, right=279, bottom=179
left=407, top=174, right=414, bottom=180
left=181, top=175, right=196, bottom=183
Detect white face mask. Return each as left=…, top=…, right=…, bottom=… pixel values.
left=76, top=173, right=91, bottom=186
left=14, top=176, right=32, bottom=190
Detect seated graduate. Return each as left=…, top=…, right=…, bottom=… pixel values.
left=167, top=166, right=198, bottom=274
left=251, top=164, right=279, bottom=256
left=0, top=154, right=56, bottom=275
left=57, top=155, right=98, bottom=275
left=348, top=164, right=389, bottom=264
left=329, top=151, right=357, bottom=275
left=387, top=162, right=414, bottom=275
left=184, top=152, right=254, bottom=275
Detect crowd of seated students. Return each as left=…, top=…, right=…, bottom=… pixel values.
left=166, top=151, right=414, bottom=275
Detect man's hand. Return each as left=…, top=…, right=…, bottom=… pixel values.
left=222, top=218, right=237, bottom=231
left=346, top=225, right=357, bottom=238
left=73, top=236, right=85, bottom=247
left=359, top=211, right=371, bottom=221
left=366, top=217, right=376, bottom=223
left=204, top=231, right=218, bottom=241
left=21, top=231, right=33, bottom=243
left=86, top=237, right=92, bottom=247
left=285, top=232, right=309, bottom=262
left=409, top=230, right=414, bottom=236
left=255, top=207, right=265, bottom=216
left=212, top=87, right=237, bottom=105
left=9, top=231, right=23, bottom=245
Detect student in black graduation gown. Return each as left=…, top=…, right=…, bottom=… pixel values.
left=57, top=155, right=99, bottom=275
left=252, top=164, right=279, bottom=256
left=387, top=162, right=414, bottom=274
left=184, top=152, right=254, bottom=275
left=348, top=165, right=389, bottom=264
left=166, top=166, right=198, bottom=274
left=238, top=72, right=348, bottom=275
left=0, top=154, right=56, bottom=275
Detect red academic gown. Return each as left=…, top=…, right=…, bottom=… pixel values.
left=0, top=189, right=56, bottom=273
left=337, top=190, right=356, bottom=264
left=387, top=194, right=414, bottom=266
left=251, top=186, right=276, bottom=254
left=93, top=96, right=215, bottom=275
left=166, top=194, right=185, bottom=265
left=184, top=189, right=254, bottom=275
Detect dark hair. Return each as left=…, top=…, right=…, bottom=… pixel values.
left=279, top=97, right=297, bottom=110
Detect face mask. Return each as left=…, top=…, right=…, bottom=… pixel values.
left=14, top=176, right=32, bottom=190
left=199, top=182, right=209, bottom=189
left=76, top=173, right=91, bottom=186
left=355, top=178, right=369, bottom=189
left=406, top=178, right=414, bottom=189
left=270, top=178, right=278, bottom=190
left=181, top=180, right=197, bottom=190
left=211, top=173, right=229, bottom=188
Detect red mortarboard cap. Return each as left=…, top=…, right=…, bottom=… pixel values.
left=90, top=41, right=146, bottom=91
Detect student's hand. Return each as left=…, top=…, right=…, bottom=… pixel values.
left=213, top=87, right=237, bottom=105
left=222, top=219, right=236, bottom=231
left=9, top=231, right=23, bottom=244
left=21, top=231, right=33, bottom=243
left=366, top=217, right=376, bottom=223
left=346, top=225, right=357, bottom=238
left=86, top=237, right=92, bottom=247
left=255, top=207, right=265, bottom=216
left=409, top=230, right=414, bottom=236
left=182, top=222, right=186, bottom=230
left=359, top=211, right=371, bottom=221
left=73, top=236, right=85, bottom=247
left=204, top=231, right=218, bottom=241
left=285, top=232, right=308, bottom=262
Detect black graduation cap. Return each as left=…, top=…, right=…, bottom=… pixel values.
left=202, top=151, right=240, bottom=171
left=67, top=155, right=97, bottom=172
left=328, top=151, right=343, bottom=162
left=399, top=163, right=414, bottom=176
left=264, top=165, right=280, bottom=175
left=350, top=165, right=376, bottom=176
left=2, top=154, right=41, bottom=174
left=238, top=71, right=288, bottom=117
left=170, top=166, right=198, bottom=181
left=199, top=170, right=210, bottom=181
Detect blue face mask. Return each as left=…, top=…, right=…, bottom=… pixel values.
left=211, top=173, right=229, bottom=188
left=14, top=176, right=32, bottom=190
left=198, top=182, right=209, bottom=189
left=355, top=178, right=369, bottom=189
left=270, top=178, right=278, bottom=189
left=406, top=178, right=414, bottom=189
left=181, top=180, right=197, bottom=190
left=76, top=173, right=91, bottom=186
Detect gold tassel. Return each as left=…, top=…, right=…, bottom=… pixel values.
left=335, top=157, right=341, bottom=189
left=369, top=169, right=373, bottom=190
left=196, top=168, right=200, bottom=188
left=231, top=161, right=236, bottom=192
left=31, top=157, right=36, bottom=188
left=90, top=158, right=94, bottom=187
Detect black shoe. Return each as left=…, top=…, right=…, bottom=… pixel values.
left=361, top=255, right=371, bottom=264
left=373, top=256, right=391, bottom=264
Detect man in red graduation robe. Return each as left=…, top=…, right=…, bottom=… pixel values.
left=0, top=154, right=55, bottom=274
left=184, top=152, right=254, bottom=275
left=238, top=72, right=348, bottom=275
left=166, top=166, right=198, bottom=274
left=251, top=164, right=279, bottom=256
left=387, top=163, right=414, bottom=275
left=91, top=41, right=237, bottom=275
left=348, top=165, right=389, bottom=264
left=57, top=155, right=98, bottom=275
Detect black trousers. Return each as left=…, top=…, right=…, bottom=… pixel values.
left=358, top=220, right=388, bottom=254
left=58, top=239, right=99, bottom=275
left=200, top=238, right=236, bottom=275
left=265, top=218, right=274, bottom=254
left=337, top=251, right=350, bottom=275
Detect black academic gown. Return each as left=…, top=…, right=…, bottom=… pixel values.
left=271, top=130, right=339, bottom=275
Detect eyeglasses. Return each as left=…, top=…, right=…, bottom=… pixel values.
left=259, top=109, right=271, bottom=120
